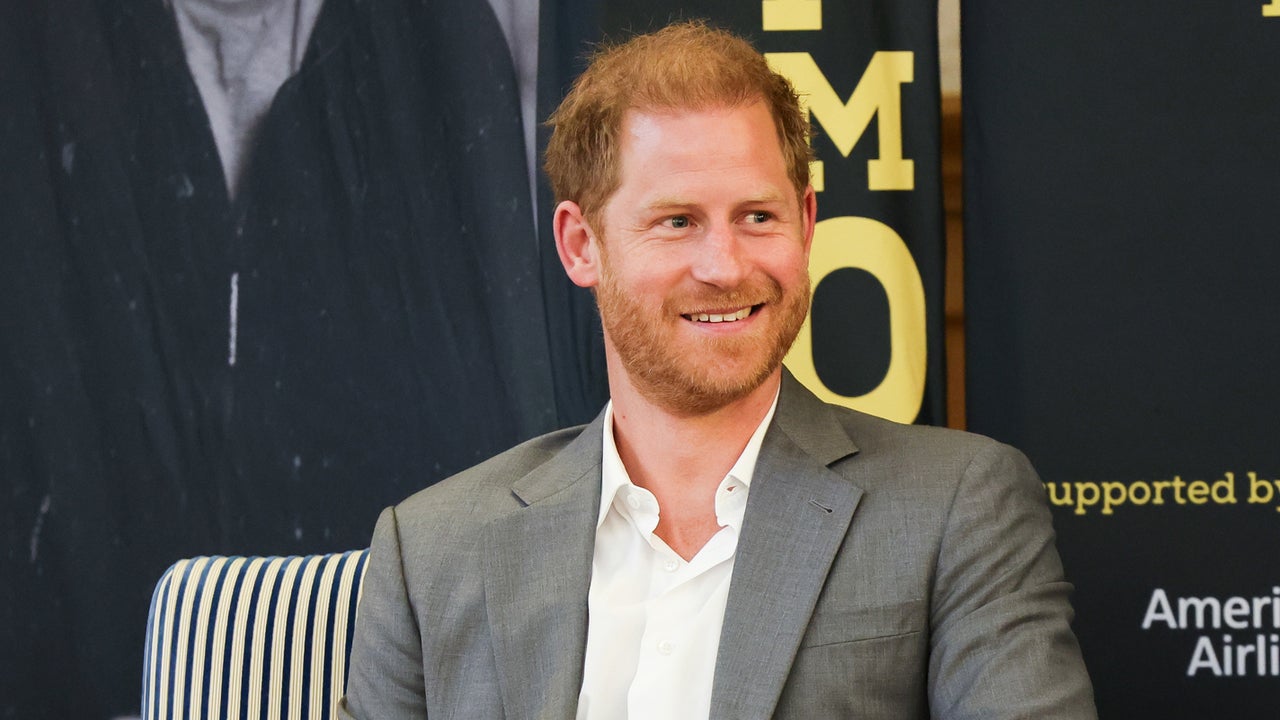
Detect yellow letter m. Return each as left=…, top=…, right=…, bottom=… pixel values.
left=766, top=51, right=914, bottom=191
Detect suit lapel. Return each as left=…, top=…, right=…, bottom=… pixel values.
left=710, top=372, right=864, bottom=720
left=484, top=414, right=605, bottom=720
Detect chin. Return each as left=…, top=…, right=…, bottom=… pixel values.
left=635, top=359, right=778, bottom=416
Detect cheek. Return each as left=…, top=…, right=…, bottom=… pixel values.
left=622, top=256, right=688, bottom=294
left=763, top=248, right=811, bottom=286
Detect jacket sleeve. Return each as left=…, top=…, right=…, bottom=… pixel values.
left=926, top=442, right=1097, bottom=719
left=338, top=506, right=430, bottom=720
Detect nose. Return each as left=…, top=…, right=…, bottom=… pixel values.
left=690, top=224, right=749, bottom=288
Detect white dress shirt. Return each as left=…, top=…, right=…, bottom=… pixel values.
left=576, top=392, right=779, bottom=720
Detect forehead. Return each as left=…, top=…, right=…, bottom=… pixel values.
left=613, top=102, right=790, bottom=197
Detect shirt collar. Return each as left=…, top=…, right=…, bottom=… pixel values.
left=596, top=388, right=781, bottom=529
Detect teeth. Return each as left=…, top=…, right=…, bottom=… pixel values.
left=688, top=307, right=752, bottom=323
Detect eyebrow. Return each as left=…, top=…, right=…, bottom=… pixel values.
left=641, top=198, right=695, bottom=212
left=641, top=191, right=788, bottom=212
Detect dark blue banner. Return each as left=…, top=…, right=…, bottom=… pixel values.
left=965, top=2, right=1280, bottom=716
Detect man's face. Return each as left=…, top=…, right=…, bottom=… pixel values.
left=589, top=101, right=815, bottom=415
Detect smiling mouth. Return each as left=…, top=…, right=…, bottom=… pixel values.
left=682, top=305, right=758, bottom=323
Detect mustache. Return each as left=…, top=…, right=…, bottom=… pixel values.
left=664, top=281, right=783, bottom=315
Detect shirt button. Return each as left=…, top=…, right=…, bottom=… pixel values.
left=663, top=559, right=679, bottom=572
left=657, top=640, right=674, bottom=655
left=626, top=495, right=641, bottom=510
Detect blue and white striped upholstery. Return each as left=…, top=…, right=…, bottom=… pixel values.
left=141, top=550, right=369, bottom=720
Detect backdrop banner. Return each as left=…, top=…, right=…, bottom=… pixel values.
left=3, top=1, right=600, bottom=716
left=1, top=0, right=944, bottom=716
left=964, top=2, right=1280, bottom=716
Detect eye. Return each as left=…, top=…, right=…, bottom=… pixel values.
left=665, top=215, right=691, bottom=229
left=744, top=211, right=772, bottom=224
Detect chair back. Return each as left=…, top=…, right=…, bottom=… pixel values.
left=141, top=550, right=370, bottom=720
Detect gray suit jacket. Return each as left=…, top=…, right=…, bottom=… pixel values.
left=340, top=373, right=1096, bottom=719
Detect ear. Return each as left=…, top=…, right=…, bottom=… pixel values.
left=553, top=200, right=602, bottom=288
left=799, top=184, right=818, bottom=255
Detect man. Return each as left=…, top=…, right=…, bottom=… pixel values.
left=340, top=21, right=1095, bottom=720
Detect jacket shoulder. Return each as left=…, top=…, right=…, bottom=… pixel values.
left=817, top=402, right=1037, bottom=492
left=395, top=423, right=588, bottom=523
left=842, top=405, right=1014, bottom=455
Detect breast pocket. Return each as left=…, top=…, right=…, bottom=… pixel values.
left=799, top=598, right=925, bottom=649
left=781, top=600, right=930, bottom=717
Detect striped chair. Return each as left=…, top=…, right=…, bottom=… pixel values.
left=141, top=550, right=370, bottom=720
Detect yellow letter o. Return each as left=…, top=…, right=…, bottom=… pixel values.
left=785, top=216, right=927, bottom=423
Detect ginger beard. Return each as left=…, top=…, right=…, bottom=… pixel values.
left=594, top=247, right=811, bottom=416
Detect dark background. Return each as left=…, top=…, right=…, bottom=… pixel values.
left=965, top=2, right=1280, bottom=716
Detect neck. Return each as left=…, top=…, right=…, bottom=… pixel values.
left=607, top=365, right=781, bottom=559
left=609, top=369, right=780, bottom=484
